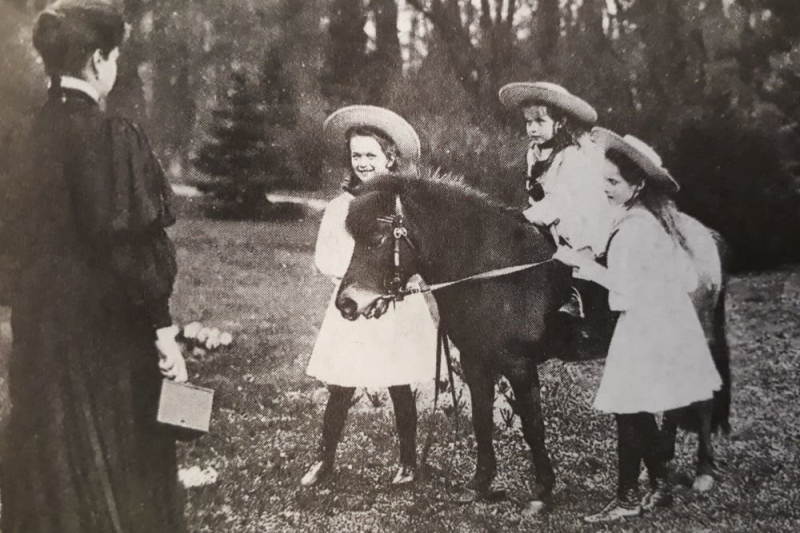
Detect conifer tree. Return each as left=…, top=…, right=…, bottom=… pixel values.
left=192, top=70, right=272, bottom=218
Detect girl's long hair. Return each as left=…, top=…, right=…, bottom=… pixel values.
left=607, top=149, right=692, bottom=257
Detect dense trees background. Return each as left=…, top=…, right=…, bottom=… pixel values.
left=2, top=0, right=800, bottom=269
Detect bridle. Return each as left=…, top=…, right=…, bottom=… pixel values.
left=376, top=196, right=417, bottom=301
left=373, top=195, right=557, bottom=302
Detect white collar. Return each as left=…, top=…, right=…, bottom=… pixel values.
left=52, top=76, right=101, bottom=103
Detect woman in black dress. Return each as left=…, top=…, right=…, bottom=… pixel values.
left=1, top=1, right=188, bottom=531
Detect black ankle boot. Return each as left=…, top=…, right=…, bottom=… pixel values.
left=300, top=457, right=333, bottom=486
left=642, top=474, right=673, bottom=510
left=391, top=463, right=416, bottom=485
left=584, top=488, right=642, bottom=523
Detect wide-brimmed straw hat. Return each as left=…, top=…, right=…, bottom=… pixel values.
left=323, top=105, right=421, bottom=162
left=498, top=82, right=598, bottom=125
left=591, top=127, right=679, bottom=193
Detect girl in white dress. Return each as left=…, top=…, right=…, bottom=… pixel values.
left=301, top=106, right=438, bottom=487
left=554, top=129, right=722, bottom=523
left=498, top=82, right=611, bottom=315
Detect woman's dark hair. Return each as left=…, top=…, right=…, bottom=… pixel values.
left=607, top=149, right=692, bottom=256
left=32, top=0, right=126, bottom=79
left=342, top=126, right=404, bottom=189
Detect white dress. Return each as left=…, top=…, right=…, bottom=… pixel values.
left=593, top=207, right=722, bottom=414
left=523, top=135, right=612, bottom=255
left=306, top=192, right=438, bottom=388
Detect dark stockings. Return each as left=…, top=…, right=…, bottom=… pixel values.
left=319, top=385, right=417, bottom=467
left=320, top=385, right=356, bottom=463
left=615, top=412, right=667, bottom=496
left=389, top=385, right=417, bottom=466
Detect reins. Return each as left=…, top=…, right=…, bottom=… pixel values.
left=420, top=323, right=458, bottom=483
left=400, top=260, right=554, bottom=296
left=378, top=195, right=554, bottom=300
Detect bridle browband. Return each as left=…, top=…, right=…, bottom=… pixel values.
left=375, top=195, right=555, bottom=301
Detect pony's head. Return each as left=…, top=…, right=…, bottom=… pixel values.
left=335, top=167, right=528, bottom=320
left=336, top=173, right=421, bottom=320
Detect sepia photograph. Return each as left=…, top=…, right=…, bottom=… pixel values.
left=0, top=0, right=798, bottom=531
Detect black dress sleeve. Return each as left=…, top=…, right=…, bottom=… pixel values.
left=69, top=115, right=178, bottom=328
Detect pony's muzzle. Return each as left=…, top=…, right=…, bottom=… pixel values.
left=337, top=284, right=383, bottom=320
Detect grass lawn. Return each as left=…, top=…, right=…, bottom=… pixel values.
left=1, top=204, right=799, bottom=532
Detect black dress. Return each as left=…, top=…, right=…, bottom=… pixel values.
left=0, top=87, right=186, bottom=533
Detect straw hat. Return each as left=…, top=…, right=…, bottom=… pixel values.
left=498, top=82, right=598, bottom=125
left=323, top=105, right=421, bottom=162
left=591, top=127, right=679, bottom=193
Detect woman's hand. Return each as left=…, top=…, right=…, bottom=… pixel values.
left=155, top=326, right=188, bottom=383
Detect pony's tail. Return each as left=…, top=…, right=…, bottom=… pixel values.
left=711, top=232, right=732, bottom=435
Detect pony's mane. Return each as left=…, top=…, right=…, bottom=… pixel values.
left=355, top=166, right=514, bottom=213
left=345, top=166, right=521, bottom=244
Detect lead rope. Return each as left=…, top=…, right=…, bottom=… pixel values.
left=442, top=325, right=459, bottom=488
left=399, top=258, right=554, bottom=298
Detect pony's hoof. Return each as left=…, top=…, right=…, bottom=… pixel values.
left=522, top=500, right=548, bottom=518
left=692, top=474, right=714, bottom=492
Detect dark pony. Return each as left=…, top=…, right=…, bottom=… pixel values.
left=337, top=168, right=732, bottom=513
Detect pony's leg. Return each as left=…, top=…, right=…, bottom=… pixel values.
left=461, top=357, right=497, bottom=496
left=659, top=411, right=679, bottom=462
left=509, top=366, right=555, bottom=514
left=693, top=400, right=716, bottom=492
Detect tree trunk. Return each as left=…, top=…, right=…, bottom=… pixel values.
left=536, top=0, right=561, bottom=75
left=370, top=0, right=401, bottom=104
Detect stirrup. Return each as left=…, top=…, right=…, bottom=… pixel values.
left=558, top=287, right=584, bottom=318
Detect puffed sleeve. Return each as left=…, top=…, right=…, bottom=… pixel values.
left=554, top=144, right=611, bottom=252
left=314, top=194, right=355, bottom=281
left=606, top=213, right=691, bottom=311
left=69, top=116, right=177, bottom=328
left=526, top=142, right=612, bottom=253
